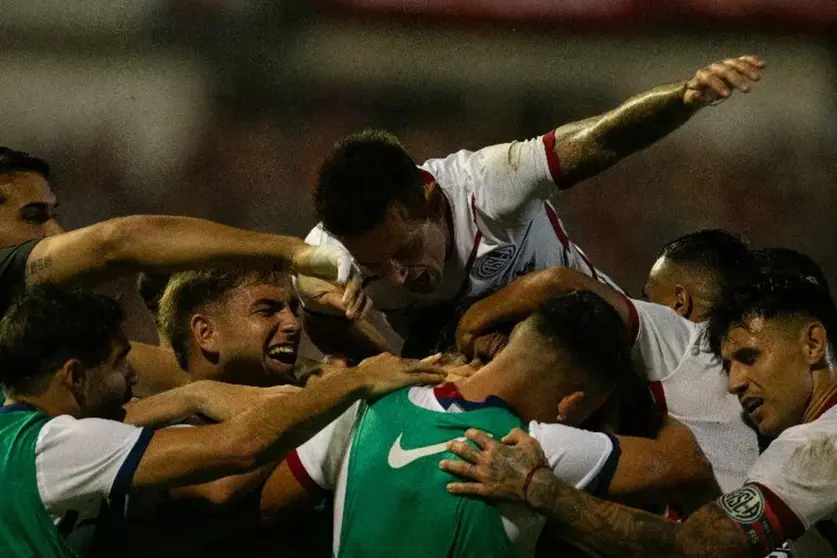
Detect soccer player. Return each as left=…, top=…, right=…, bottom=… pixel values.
left=0, top=284, right=444, bottom=557
left=297, top=55, right=766, bottom=358
left=456, top=229, right=761, bottom=494
left=260, top=291, right=715, bottom=557
left=0, top=146, right=363, bottom=395
left=443, top=274, right=837, bottom=557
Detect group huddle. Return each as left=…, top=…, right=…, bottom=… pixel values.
left=1, top=53, right=835, bottom=558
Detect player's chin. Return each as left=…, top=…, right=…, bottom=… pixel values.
left=405, top=270, right=442, bottom=293
left=263, top=357, right=299, bottom=386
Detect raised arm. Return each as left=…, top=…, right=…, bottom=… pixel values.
left=129, top=354, right=444, bottom=491
left=456, top=266, right=632, bottom=357
left=553, top=55, right=764, bottom=189
left=24, top=215, right=353, bottom=288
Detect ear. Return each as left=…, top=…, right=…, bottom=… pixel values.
left=424, top=181, right=444, bottom=220
left=191, top=314, right=218, bottom=354
left=556, top=391, right=586, bottom=426
left=55, top=358, right=86, bottom=391
left=803, top=322, right=828, bottom=365
left=673, top=285, right=693, bottom=319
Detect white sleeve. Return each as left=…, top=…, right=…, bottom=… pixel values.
left=629, top=299, right=697, bottom=382
left=422, top=134, right=557, bottom=224
left=529, top=421, right=617, bottom=495
left=35, top=415, right=152, bottom=514
left=745, top=419, right=837, bottom=531
left=289, top=402, right=362, bottom=492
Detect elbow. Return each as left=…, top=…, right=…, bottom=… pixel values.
left=97, top=215, right=161, bottom=268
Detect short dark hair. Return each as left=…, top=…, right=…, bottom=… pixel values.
left=0, top=147, right=50, bottom=180
left=657, top=229, right=755, bottom=299
left=158, top=267, right=290, bottom=370
left=0, top=284, right=124, bottom=395
left=707, top=274, right=837, bottom=358
left=314, top=129, right=425, bottom=237
left=753, top=247, right=829, bottom=294
left=136, top=272, right=172, bottom=316
left=531, top=290, right=631, bottom=388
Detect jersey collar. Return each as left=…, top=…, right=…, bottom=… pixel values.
left=432, top=383, right=513, bottom=413
left=0, top=403, right=37, bottom=413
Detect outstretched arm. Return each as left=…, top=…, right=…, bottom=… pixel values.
left=553, top=55, right=764, bottom=189
left=441, top=428, right=753, bottom=558
left=24, top=215, right=355, bottom=291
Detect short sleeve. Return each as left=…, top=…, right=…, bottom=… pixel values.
left=630, top=299, right=697, bottom=382
left=34, top=415, right=153, bottom=515
left=422, top=135, right=556, bottom=225
left=745, top=421, right=837, bottom=533
left=529, top=421, right=617, bottom=494
left=287, top=402, right=362, bottom=493
left=0, top=239, right=39, bottom=314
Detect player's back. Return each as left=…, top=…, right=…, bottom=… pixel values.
left=337, top=388, right=529, bottom=558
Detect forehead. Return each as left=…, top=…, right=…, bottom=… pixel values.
left=0, top=172, right=56, bottom=207
left=722, top=316, right=796, bottom=354
left=224, top=279, right=293, bottom=307
left=338, top=204, right=418, bottom=263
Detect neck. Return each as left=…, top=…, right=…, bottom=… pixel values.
left=3, top=390, right=74, bottom=418
left=803, top=367, right=837, bottom=423
left=455, top=357, right=541, bottom=421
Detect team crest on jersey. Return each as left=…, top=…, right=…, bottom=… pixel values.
left=474, top=245, right=516, bottom=280
left=719, top=485, right=765, bottom=524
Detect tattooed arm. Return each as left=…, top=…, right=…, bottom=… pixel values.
left=554, top=55, right=764, bottom=189
left=441, top=428, right=755, bottom=558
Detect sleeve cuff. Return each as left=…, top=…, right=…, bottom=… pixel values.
left=287, top=450, right=329, bottom=499
left=108, top=427, right=154, bottom=512
left=541, top=131, right=563, bottom=187
left=752, top=482, right=806, bottom=542
left=586, top=435, right=621, bottom=498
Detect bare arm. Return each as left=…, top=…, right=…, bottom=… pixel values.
left=553, top=55, right=764, bottom=189
left=442, top=428, right=752, bottom=558
left=24, top=215, right=351, bottom=287
left=457, top=266, right=632, bottom=356
left=129, top=355, right=444, bottom=491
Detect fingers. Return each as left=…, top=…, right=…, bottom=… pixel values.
left=464, top=428, right=496, bottom=450
left=421, top=352, right=443, bottom=365
left=738, top=54, right=765, bottom=68
left=727, top=58, right=762, bottom=81
left=446, top=482, right=490, bottom=497
left=708, top=62, right=750, bottom=93
left=406, top=370, right=447, bottom=385
left=694, top=68, right=732, bottom=98
left=342, top=272, right=363, bottom=318
left=500, top=427, right=528, bottom=445
left=447, top=439, right=481, bottom=463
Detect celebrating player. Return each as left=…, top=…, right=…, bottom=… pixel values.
left=0, top=284, right=444, bottom=557
left=259, top=291, right=715, bottom=557
left=297, top=55, right=766, bottom=359
left=443, top=274, right=837, bottom=557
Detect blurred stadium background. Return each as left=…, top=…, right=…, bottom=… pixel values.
left=1, top=0, right=835, bottom=343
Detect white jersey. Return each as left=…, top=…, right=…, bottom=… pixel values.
left=720, top=398, right=837, bottom=557
left=288, top=385, right=618, bottom=558
left=29, top=410, right=151, bottom=554
left=302, top=132, right=620, bottom=350
left=627, top=299, right=760, bottom=493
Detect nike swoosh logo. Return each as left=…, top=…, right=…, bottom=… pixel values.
left=387, top=433, right=466, bottom=469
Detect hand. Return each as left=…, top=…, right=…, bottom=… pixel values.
left=295, top=273, right=373, bottom=321
left=355, top=352, right=446, bottom=400
left=441, top=428, right=550, bottom=502
left=684, top=55, right=765, bottom=107
left=194, top=381, right=302, bottom=422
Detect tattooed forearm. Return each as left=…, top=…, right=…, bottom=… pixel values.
left=555, top=81, right=695, bottom=186
left=27, top=255, right=53, bottom=279
left=528, top=472, right=751, bottom=558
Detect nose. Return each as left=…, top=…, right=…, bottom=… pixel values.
left=279, top=308, right=301, bottom=334
left=726, top=363, right=748, bottom=396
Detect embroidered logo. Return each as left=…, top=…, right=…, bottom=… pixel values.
left=474, top=245, right=516, bottom=280
left=719, top=485, right=765, bottom=524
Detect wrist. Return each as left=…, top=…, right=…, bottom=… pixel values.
left=525, top=467, right=559, bottom=512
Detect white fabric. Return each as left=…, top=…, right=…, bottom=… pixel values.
left=748, top=405, right=837, bottom=557
left=295, top=386, right=614, bottom=558
left=630, top=300, right=760, bottom=493
left=34, top=415, right=146, bottom=553
left=300, top=135, right=620, bottom=351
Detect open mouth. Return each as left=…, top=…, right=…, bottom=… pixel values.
left=267, top=344, right=297, bottom=366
